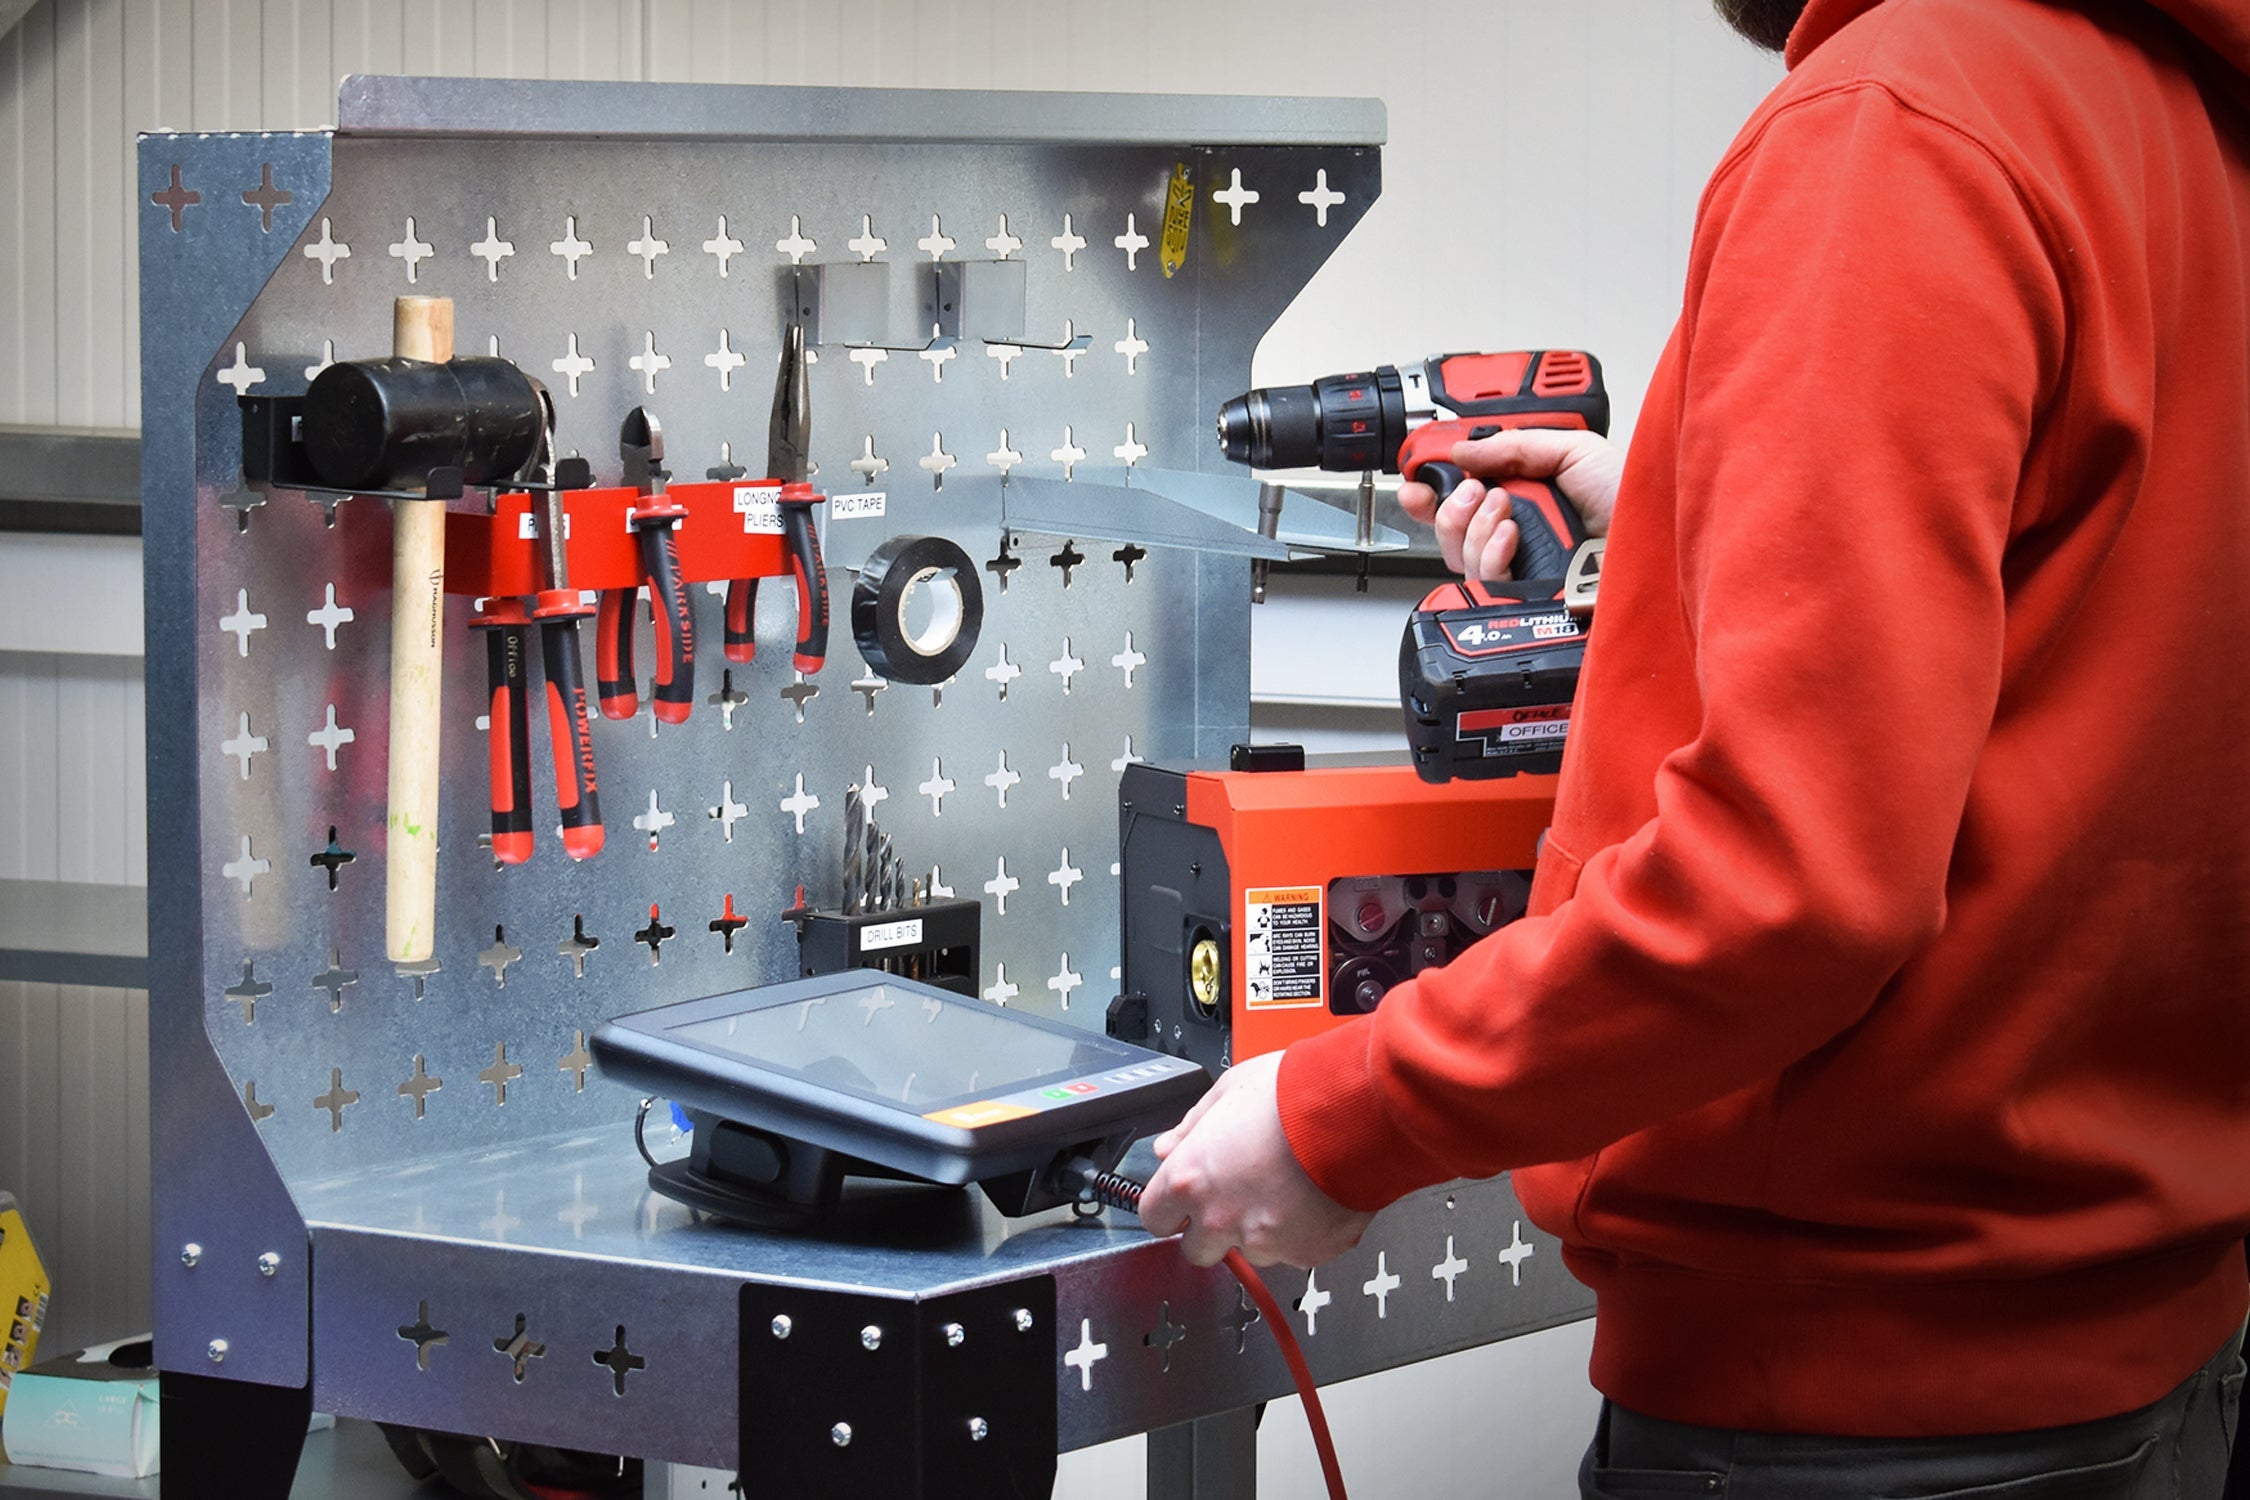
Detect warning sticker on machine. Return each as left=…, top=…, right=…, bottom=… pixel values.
left=1244, top=886, right=1324, bottom=1009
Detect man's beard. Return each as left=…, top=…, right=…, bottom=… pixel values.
left=1712, top=0, right=1810, bottom=51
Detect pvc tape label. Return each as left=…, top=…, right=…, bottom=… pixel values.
left=733, top=484, right=783, bottom=534
left=1244, top=885, right=1323, bottom=1009
left=830, top=491, right=887, bottom=521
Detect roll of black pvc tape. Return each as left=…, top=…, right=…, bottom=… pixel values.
left=852, top=534, right=984, bottom=685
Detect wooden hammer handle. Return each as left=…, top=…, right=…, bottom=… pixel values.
left=385, top=296, right=452, bottom=964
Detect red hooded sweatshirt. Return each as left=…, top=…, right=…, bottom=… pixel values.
left=1279, top=0, right=2250, bottom=1436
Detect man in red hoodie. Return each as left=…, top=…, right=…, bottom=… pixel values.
left=1139, top=0, right=2250, bottom=1490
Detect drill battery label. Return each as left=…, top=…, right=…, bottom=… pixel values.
left=829, top=491, right=887, bottom=522
left=1440, top=606, right=1582, bottom=657
left=1459, top=703, right=1572, bottom=755
left=1244, top=886, right=1324, bottom=1009
left=733, top=484, right=784, bottom=534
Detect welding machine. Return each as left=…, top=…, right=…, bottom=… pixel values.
left=1108, top=747, right=1554, bottom=1073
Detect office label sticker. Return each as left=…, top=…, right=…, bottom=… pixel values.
left=1244, top=886, right=1323, bottom=1009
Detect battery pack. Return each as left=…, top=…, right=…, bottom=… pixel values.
left=1400, top=580, right=1587, bottom=782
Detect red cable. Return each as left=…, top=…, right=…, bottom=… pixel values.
left=1224, top=1248, right=1349, bottom=1500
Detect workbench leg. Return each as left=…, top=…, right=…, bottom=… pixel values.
left=1148, top=1406, right=1258, bottom=1499
left=159, top=1370, right=312, bottom=1498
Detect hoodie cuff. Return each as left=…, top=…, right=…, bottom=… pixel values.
left=1276, top=1016, right=1455, bottom=1213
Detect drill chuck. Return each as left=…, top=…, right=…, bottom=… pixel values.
left=1215, top=367, right=1407, bottom=473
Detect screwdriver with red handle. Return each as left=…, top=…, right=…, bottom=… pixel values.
left=620, top=407, right=697, bottom=722
left=731, top=322, right=830, bottom=672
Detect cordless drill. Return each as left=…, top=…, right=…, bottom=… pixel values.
left=1215, top=350, right=1610, bottom=781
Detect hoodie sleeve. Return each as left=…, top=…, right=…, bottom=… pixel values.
left=1278, top=81, right=2068, bottom=1210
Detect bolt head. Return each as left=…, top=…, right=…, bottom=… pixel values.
left=179, top=1243, right=202, bottom=1268
left=1012, top=1308, right=1034, bottom=1333
left=859, top=1324, right=883, bottom=1351
left=206, top=1339, right=228, bottom=1363
left=968, top=1417, right=989, bottom=1442
left=942, top=1321, right=965, bottom=1348
left=830, top=1422, right=852, bottom=1448
left=256, top=1252, right=281, bottom=1278
left=771, top=1314, right=793, bottom=1340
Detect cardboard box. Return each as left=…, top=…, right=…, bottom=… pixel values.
left=0, top=1337, right=159, bottom=1479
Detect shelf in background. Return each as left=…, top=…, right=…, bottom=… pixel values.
left=0, top=879, right=148, bottom=990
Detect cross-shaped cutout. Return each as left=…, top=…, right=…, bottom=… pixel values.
left=1065, top=1319, right=1108, bottom=1391
left=1049, top=749, right=1086, bottom=801
left=1051, top=212, right=1088, bottom=270
left=595, top=1325, right=647, bottom=1396
left=1432, top=1236, right=1471, bottom=1302
left=849, top=435, right=889, bottom=481
left=1298, top=1269, right=1333, bottom=1335
left=626, top=216, right=670, bottom=277
left=399, top=1301, right=448, bottom=1370
left=478, top=927, right=523, bottom=987
left=1113, top=543, right=1148, bottom=583
left=703, top=216, right=744, bottom=276
left=241, top=163, right=291, bottom=232
left=217, top=344, right=265, bottom=397
left=470, top=216, right=515, bottom=280
left=552, top=333, right=595, bottom=398
left=848, top=347, right=888, bottom=386
left=780, top=774, right=820, bottom=834
left=482, top=1193, right=521, bottom=1242
left=985, top=752, right=1021, bottom=810
left=710, top=781, right=749, bottom=841
left=479, top=1041, right=524, bottom=1104
left=304, top=339, right=337, bottom=384
left=493, top=1314, right=544, bottom=1383
left=1049, top=637, right=1086, bottom=693
left=781, top=674, right=819, bottom=724
left=709, top=894, right=750, bottom=953
left=705, top=329, right=746, bottom=391
left=1113, top=317, right=1150, bottom=376
left=221, top=713, right=268, bottom=780
left=985, top=213, right=1023, bottom=258
left=309, top=704, right=355, bottom=771
left=1114, top=423, right=1149, bottom=467
left=847, top=214, right=888, bottom=261
left=304, top=217, right=350, bottom=283
left=776, top=214, right=817, bottom=264
left=637, top=906, right=676, bottom=963
left=850, top=673, right=888, bottom=715
left=987, top=429, right=1024, bottom=474
left=314, top=1068, right=360, bottom=1132
left=633, top=788, right=675, bottom=850
left=918, top=213, right=956, bottom=260
left=1048, top=320, right=1089, bottom=377
left=558, top=1030, right=593, bottom=1091
left=307, top=584, right=353, bottom=648
left=1299, top=168, right=1347, bottom=227
left=1213, top=168, right=1261, bottom=226
left=1362, top=1252, right=1403, bottom=1318
left=225, top=960, right=271, bottom=1024
left=1049, top=543, right=1086, bottom=589
left=857, top=992, right=896, bottom=1027
left=927, top=864, right=955, bottom=899
left=398, top=1055, right=442, bottom=1118
left=312, top=948, right=359, bottom=1013
left=1115, top=213, right=1150, bottom=270
left=558, top=915, right=600, bottom=979
left=984, top=642, right=1022, bottom=698
left=708, top=669, right=749, bottom=729
left=218, top=486, right=264, bottom=531
left=629, top=331, right=671, bottom=394
left=920, top=342, right=956, bottom=382
left=558, top=1176, right=600, bottom=1237
left=550, top=214, right=593, bottom=278
left=987, top=341, right=1025, bottom=380
left=223, top=835, right=271, bottom=896
left=310, top=826, right=356, bottom=890
left=1048, top=851, right=1085, bottom=908
left=1050, top=425, right=1088, bottom=479
left=855, top=767, right=891, bottom=814
left=1222, top=1286, right=1263, bottom=1353
left=920, top=758, right=956, bottom=815
left=1144, top=1302, right=1187, bottom=1372
left=243, top=1080, right=274, bottom=1122
left=1112, top=633, right=1148, bottom=687
left=1046, top=953, right=1083, bottom=1007
left=919, top=433, right=956, bottom=486
left=152, top=164, right=199, bottom=232
left=1498, top=1220, right=1536, bottom=1286
left=984, top=855, right=1020, bottom=915
left=220, top=589, right=267, bottom=653
left=388, top=217, right=434, bottom=282
left=984, top=961, right=1019, bottom=1006
left=396, top=958, right=440, bottom=1002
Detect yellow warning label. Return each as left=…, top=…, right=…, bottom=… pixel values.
left=1160, top=162, right=1194, bottom=279
left=1245, top=886, right=1325, bottom=1009
left=924, top=1101, right=1037, bottom=1129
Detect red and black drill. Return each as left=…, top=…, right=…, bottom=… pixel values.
left=1215, top=350, right=1609, bottom=782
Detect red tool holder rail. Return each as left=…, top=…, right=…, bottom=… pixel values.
left=442, top=479, right=790, bottom=600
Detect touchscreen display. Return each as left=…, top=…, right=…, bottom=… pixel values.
left=667, top=985, right=1113, bottom=1110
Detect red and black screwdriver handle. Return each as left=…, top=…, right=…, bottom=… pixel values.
left=471, top=599, right=535, bottom=865
left=628, top=499, right=696, bottom=722
left=730, top=482, right=830, bottom=673
left=533, top=584, right=604, bottom=859
left=1399, top=419, right=1589, bottom=589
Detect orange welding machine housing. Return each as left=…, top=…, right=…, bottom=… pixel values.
left=1109, top=753, right=1555, bottom=1075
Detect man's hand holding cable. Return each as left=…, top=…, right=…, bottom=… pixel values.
left=1137, top=1052, right=1376, bottom=1269
left=1399, top=427, right=1625, bottom=579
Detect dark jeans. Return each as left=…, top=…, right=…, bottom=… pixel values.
left=1581, top=1329, right=2247, bottom=1500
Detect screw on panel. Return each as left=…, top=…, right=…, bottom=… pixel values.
left=941, top=1322, right=965, bottom=1348
left=859, top=1325, right=883, bottom=1351
left=771, top=1315, right=793, bottom=1340
left=968, top=1417, right=989, bottom=1442
left=180, top=1244, right=202, bottom=1268
left=257, top=1252, right=281, bottom=1278
left=1013, top=1308, right=1034, bottom=1333
left=206, top=1339, right=228, bottom=1363
left=830, top=1423, right=852, bottom=1448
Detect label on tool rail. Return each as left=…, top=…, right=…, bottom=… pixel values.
left=733, top=485, right=783, bottom=534
left=1244, top=885, right=1324, bottom=1009
left=830, top=491, right=887, bottom=521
